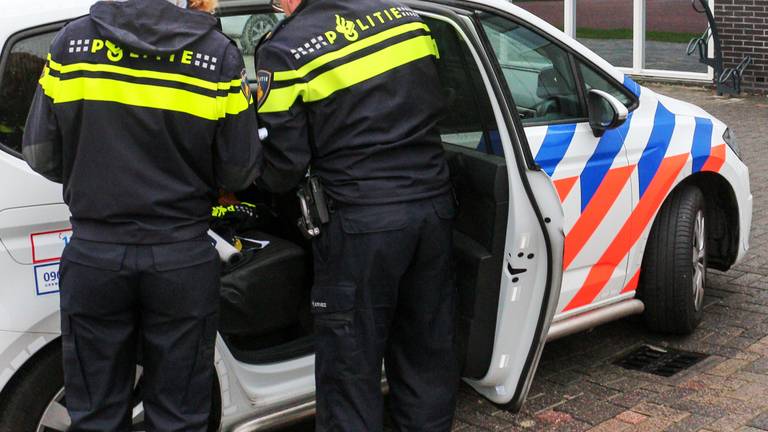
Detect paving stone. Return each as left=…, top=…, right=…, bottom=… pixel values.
left=735, top=427, right=768, bottom=432
left=535, top=410, right=573, bottom=425
left=616, top=411, right=649, bottom=425
left=590, top=419, right=632, bottom=432
left=708, top=411, right=766, bottom=432
left=748, top=410, right=768, bottom=430
left=686, top=372, right=749, bottom=391
left=663, top=415, right=717, bottom=432
left=708, top=358, right=751, bottom=377
left=624, top=416, right=678, bottom=432
left=677, top=379, right=708, bottom=391
left=557, top=395, right=625, bottom=425
left=670, top=398, right=729, bottom=420
left=647, top=387, right=699, bottom=406
left=561, top=381, right=621, bottom=401
left=455, top=409, right=518, bottom=431
left=630, top=402, right=690, bottom=423
left=600, top=376, right=653, bottom=392
left=541, top=419, right=593, bottom=432
left=610, top=388, right=660, bottom=409
left=746, top=344, right=768, bottom=358
left=724, top=381, right=768, bottom=402
left=732, top=371, right=768, bottom=385
left=547, top=369, right=590, bottom=386
left=523, top=394, right=570, bottom=415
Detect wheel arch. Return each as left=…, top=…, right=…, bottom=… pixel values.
left=0, top=335, right=61, bottom=410
left=0, top=335, right=225, bottom=430
left=669, top=171, right=740, bottom=271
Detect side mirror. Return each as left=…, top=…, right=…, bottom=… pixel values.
left=587, top=89, right=629, bottom=137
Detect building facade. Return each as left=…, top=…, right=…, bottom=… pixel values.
left=716, top=0, right=768, bottom=93
left=516, top=0, right=767, bottom=94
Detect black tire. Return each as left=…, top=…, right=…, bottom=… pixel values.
left=0, top=345, right=63, bottom=432
left=640, top=184, right=707, bottom=334
left=0, top=343, right=221, bottom=432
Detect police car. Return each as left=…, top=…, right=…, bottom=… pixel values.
left=0, top=0, right=752, bottom=430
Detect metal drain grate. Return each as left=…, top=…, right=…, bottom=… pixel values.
left=614, top=345, right=708, bottom=377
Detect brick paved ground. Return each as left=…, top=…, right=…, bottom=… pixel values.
left=284, top=84, right=768, bottom=431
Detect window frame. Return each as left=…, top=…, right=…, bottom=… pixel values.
left=0, top=21, right=68, bottom=159
left=418, top=6, right=539, bottom=170
left=470, top=7, right=640, bottom=128
left=424, top=15, right=499, bottom=155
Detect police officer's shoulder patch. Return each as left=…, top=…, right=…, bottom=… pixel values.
left=240, top=69, right=252, bottom=103
left=256, top=69, right=273, bottom=109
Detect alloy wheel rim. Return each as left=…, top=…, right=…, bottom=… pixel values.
left=692, top=210, right=706, bottom=312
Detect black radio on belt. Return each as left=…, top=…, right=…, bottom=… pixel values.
left=297, top=176, right=330, bottom=239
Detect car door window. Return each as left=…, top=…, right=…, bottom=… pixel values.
left=219, top=13, right=284, bottom=79
left=0, top=31, right=57, bottom=155
left=424, top=17, right=500, bottom=155
left=480, top=14, right=585, bottom=126
left=578, top=62, right=633, bottom=107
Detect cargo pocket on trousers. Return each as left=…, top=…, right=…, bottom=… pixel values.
left=311, top=282, right=360, bottom=379
left=311, top=282, right=356, bottom=324
left=182, top=313, right=218, bottom=414
left=60, top=315, right=92, bottom=411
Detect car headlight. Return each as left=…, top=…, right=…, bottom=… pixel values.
left=723, top=128, right=742, bottom=159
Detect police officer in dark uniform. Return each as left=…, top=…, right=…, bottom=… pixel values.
left=22, top=0, right=261, bottom=430
left=256, top=0, right=457, bottom=430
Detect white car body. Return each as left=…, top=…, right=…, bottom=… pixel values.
left=0, top=0, right=751, bottom=430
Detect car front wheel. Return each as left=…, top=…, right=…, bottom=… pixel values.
left=0, top=344, right=221, bottom=432
left=640, top=184, right=707, bottom=334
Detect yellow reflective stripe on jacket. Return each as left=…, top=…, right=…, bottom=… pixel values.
left=39, top=64, right=58, bottom=97
left=260, top=35, right=437, bottom=114
left=272, top=21, right=431, bottom=82
left=40, top=75, right=251, bottom=120
left=46, top=54, right=240, bottom=91
left=41, top=55, right=250, bottom=120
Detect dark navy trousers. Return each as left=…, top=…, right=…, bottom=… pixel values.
left=59, top=237, right=220, bottom=432
left=312, top=193, right=459, bottom=432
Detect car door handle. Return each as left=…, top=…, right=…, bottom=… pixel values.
left=506, top=263, right=527, bottom=276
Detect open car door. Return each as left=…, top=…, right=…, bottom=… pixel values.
left=410, top=1, right=565, bottom=410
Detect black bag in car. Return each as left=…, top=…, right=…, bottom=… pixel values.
left=219, top=231, right=308, bottom=337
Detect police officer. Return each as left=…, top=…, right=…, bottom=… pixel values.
left=256, top=0, right=457, bottom=430
left=22, top=0, right=262, bottom=430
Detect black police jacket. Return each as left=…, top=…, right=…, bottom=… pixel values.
left=255, top=0, right=451, bottom=205
left=23, top=0, right=262, bottom=244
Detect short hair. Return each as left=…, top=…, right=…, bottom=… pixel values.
left=188, top=0, right=218, bottom=12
